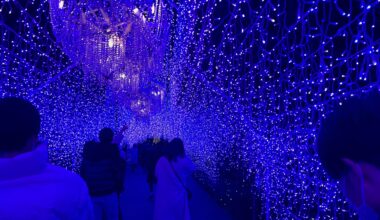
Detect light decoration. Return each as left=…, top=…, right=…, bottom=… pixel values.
left=165, top=0, right=380, bottom=218
left=1, top=0, right=380, bottom=219
left=49, top=0, right=170, bottom=115
left=58, top=0, right=64, bottom=9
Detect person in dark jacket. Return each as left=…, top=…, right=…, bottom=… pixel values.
left=81, top=126, right=127, bottom=220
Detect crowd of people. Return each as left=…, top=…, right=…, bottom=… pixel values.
left=0, top=97, right=195, bottom=220
left=80, top=129, right=195, bottom=220
left=1, top=90, right=380, bottom=219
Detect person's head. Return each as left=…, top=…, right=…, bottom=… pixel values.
left=99, top=128, right=114, bottom=144
left=0, top=97, right=41, bottom=156
left=317, top=90, right=380, bottom=215
left=167, top=138, right=185, bottom=161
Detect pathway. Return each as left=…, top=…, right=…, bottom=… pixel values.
left=119, top=166, right=232, bottom=220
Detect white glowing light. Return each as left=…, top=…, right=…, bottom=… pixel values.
left=133, top=8, right=139, bottom=14
left=108, top=35, right=123, bottom=48
left=59, top=0, right=64, bottom=9
left=108, top=38, right=114, bottom=48
left=151, top=4, right=155, bottom=14
left=120, top=73, right=126, bottom=79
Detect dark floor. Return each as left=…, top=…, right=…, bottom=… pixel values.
left=119, top=166, right=232, bottom=220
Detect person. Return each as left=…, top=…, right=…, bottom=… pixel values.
left=154, top=138, right=195, bottom=220
left=317, top=90, right=380, bottom=219
left=0, top=97, right=93, bottom=219
left=146, top=139, right=161, bottom=197
left=81, top=126, right=127, bottom=220
left=120, top=142, right=128, bottom=161
left=130, top=143, right=138, bottom=172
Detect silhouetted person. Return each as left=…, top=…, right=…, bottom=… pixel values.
left=146, top=140, right=161, bottom=196
left=81, top=126, right=127, bottom=220
left=130, top=144, right=138, bottom=172
left=317, top=91, right=380, bottom=220
left=0, top=97, right=93, bottom=219
left=154, top=138, right=195, bottom=220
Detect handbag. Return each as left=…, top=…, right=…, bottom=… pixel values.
left=169, top=161, right=192, bottom=200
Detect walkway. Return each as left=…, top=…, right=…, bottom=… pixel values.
left=119, top=166, right=232, bottom=220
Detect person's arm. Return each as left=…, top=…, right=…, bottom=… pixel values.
left=112, top=125, right=128, bottom=145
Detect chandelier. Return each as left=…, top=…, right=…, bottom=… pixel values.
left=49, top=0, right=169, bottom=115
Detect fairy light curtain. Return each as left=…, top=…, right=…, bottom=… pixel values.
left=168, top=0, right=380, bottom=218
left=1, top=0, right=380, bottom=219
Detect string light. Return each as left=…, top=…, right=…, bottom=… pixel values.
left=1, top=0, right=380, bottom=219
left=166, top=0, right=379, bottom=218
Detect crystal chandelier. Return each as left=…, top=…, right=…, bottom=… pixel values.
left=49, top=0, right=169, bottom=116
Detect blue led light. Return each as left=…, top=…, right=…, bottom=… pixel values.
left=1, top=0, right=380, bottom=219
